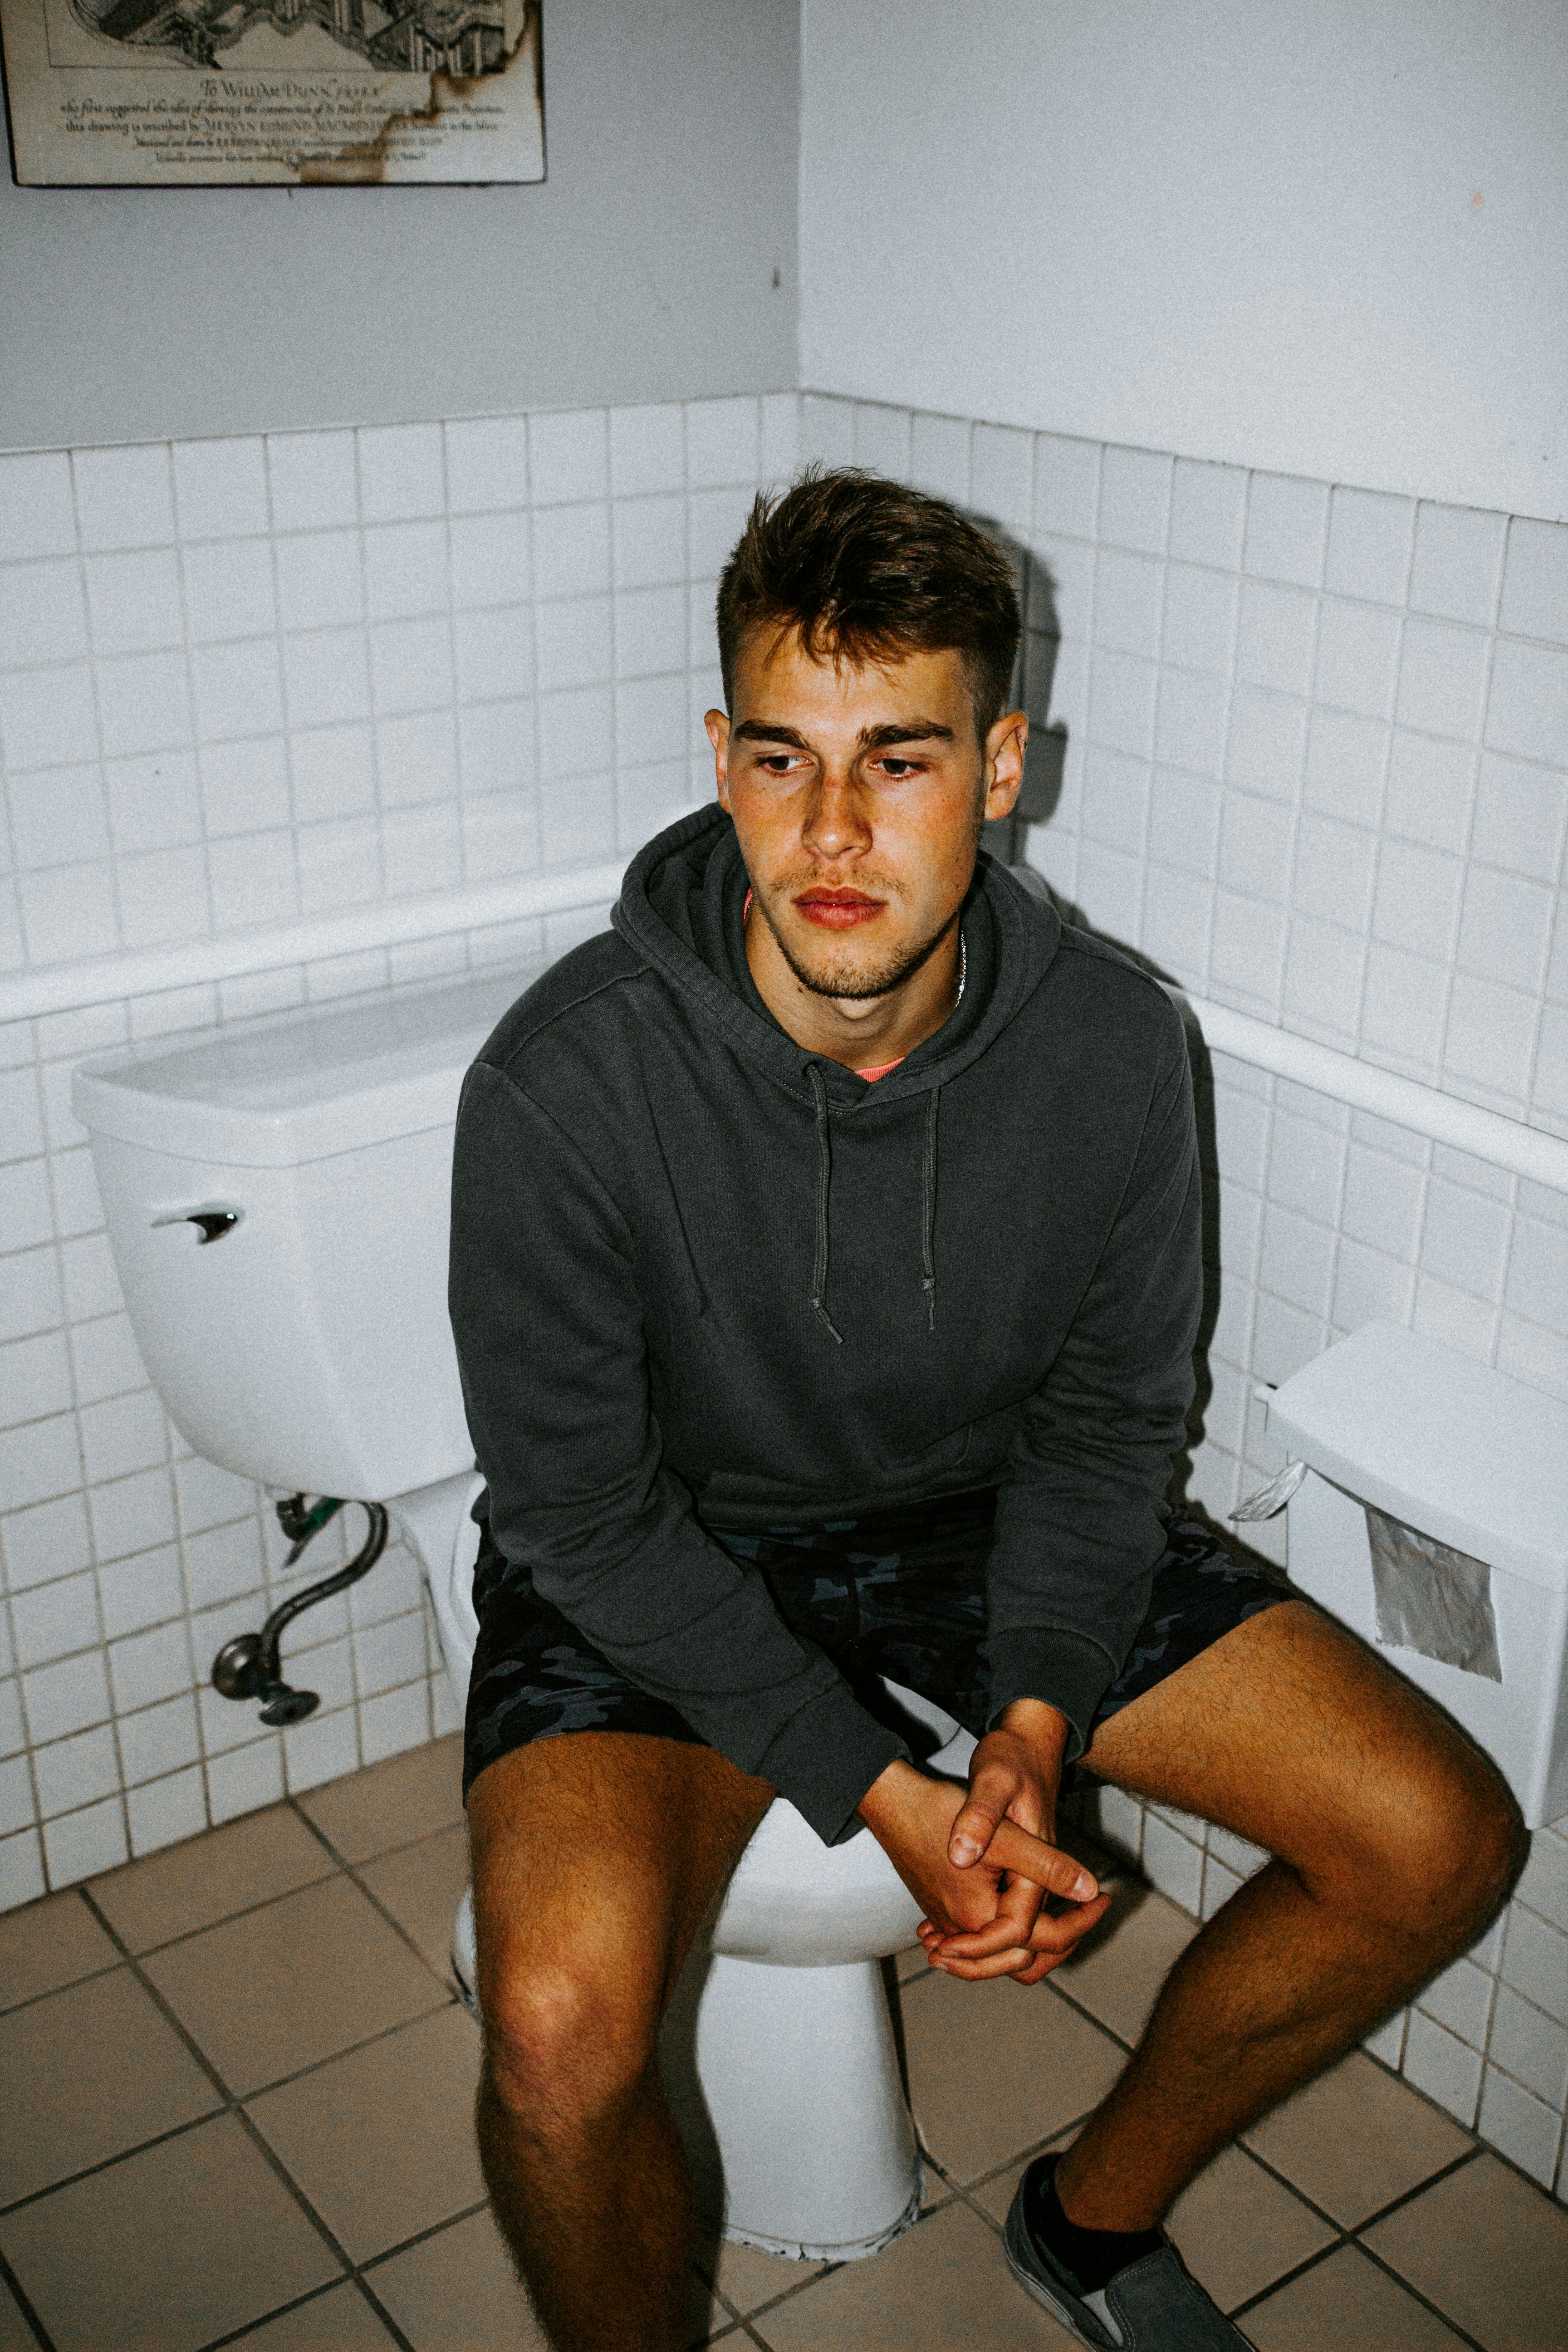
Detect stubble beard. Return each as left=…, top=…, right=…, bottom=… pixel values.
left=752, top=885, right=960, bottom=1003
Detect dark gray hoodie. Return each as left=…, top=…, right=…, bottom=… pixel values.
left=448, top=806, right=1202, bottom=1842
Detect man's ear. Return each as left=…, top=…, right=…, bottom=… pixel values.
left=982, top=710, right=1028, bottom=824
left=706, top=709, right=732, bottom=811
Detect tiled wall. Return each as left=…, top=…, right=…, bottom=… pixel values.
left=798, top=392, right=1568, bottom=2195
left=0, top=391, right=794, bottom=1910
left=3, top=384, right=1566, bottom=2197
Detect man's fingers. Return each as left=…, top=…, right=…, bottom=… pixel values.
left=986, top=1819, right=1099, bottom=1900
left=930, top=1886, right=1112, bottom=1965
left=946, top=1764, right=1017, bottom=1867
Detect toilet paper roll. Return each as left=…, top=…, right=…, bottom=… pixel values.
left=1365, top=1504, right=1502, bottom=1681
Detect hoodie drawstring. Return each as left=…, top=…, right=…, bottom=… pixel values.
left=806, top=1064, right=844, bottom=1344
left=806, top=1064, right=942, bottom=1342
left=921, top=1086, right=941, bottom=1333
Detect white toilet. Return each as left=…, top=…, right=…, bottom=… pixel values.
left=74, top=957, right=973, bottom=2261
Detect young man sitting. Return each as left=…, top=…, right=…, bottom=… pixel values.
left=448, top=470, right=1523, bottom=2352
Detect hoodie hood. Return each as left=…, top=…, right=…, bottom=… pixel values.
left=612, top=806, right=1063, bottom=1336
left=612, top=804, right=1063, bottom=1110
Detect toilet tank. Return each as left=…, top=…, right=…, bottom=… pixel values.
left=72, top=959, right=547, bottom=1503
left=1266, top=1322, right=1568, bottom=1828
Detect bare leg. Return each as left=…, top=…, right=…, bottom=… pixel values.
left=1054, top=1602, right=1524, bottom=2232
left=467, top=1733, right=773, bottom=2352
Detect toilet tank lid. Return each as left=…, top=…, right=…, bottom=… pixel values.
left=71, top=959, right=548, bottom=1167
left=1266, top=1323, right=1568, bottom=1592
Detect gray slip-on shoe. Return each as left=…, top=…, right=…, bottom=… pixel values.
left=1003, top=2180, right=1256, bottom=2351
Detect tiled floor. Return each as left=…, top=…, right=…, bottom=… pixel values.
left=2, top=1733, right=1566, bottom=2350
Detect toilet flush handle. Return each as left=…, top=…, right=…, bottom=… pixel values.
left=151, top=1204, right=244, bottom=1245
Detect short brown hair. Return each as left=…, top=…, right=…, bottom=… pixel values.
left=715, top=468, right=1021, bottom=742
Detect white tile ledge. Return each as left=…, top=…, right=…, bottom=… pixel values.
left=1178, top=990, right=1568, bottom=1195
left=0, top=857, right=631, bottom=1027
left=1, top=871, right=1562, bottom=1194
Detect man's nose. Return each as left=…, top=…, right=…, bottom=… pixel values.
left=801, top=772, right=872, bottom=862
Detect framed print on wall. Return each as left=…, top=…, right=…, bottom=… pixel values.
left=0, top=0, right=543, bottom=184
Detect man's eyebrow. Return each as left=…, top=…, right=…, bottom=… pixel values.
left=730, top=718, right=956, bottom=749
left=732, top=720, right=813, bottom=747
left=858, top=720, right=956, bottom=748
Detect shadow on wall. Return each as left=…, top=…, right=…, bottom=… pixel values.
left=970, top=517, right=1232, bottom=1550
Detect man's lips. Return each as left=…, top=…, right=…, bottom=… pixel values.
left=794, top=889, right=886, bottom=929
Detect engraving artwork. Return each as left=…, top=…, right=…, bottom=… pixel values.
left=1, top=0, right=544, bottom=182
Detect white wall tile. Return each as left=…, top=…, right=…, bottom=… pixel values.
left=1237, top=581, right=1316, bottom=697
left=1409, top=503, right=1507, bottom=628
left=1161, top=565, right=1237, bottom=676
left=1499, top=518, right=1568, bottom=646
left=171, top=437, right=269, bottom=543
left=1, top=664, right=99, bottom=771
left=686, top=397, right=761, bottom=491
left=1325, top=486, right=1414, bottom=605
left=1313, top=598, right=1401, bottom=720
left=443, top=415, right=528, bottom=516
left=1490, top=1986, right=1568, bottom=2109
left=1098, top=447, right=1170, bottom=555
left=0, top=559, right=90, bottom=669
left=1227, top=687, right=1308, bottom=803
left=528, top=409, right=609, bottom=506
left=450, top=511, right=530, bottom=612
left=909, top=412, right=970, bottom=506
left=1167, top=458, right=1245, bottom=570
left=1243, top=474, right=1328, bottom=588
left=609, top=404, right=685, bottom=499
left=0, top=452, right=78, bottom=562
left=1403, top=2008, right=1483, bottom=2125
left=1444, top=973, right=1538, bottom=1104
left=265, top=431, right=359, bottom=534
left=1476, top=2068, right=1562, bottom=2189
left=73, top=446, right=175, bottom=554
left=1396, top=618, right=1491, bottom=741
left=42, top=1795, right=126, bottom=1885
left=1485, top=637, right=1568, bottom=767
left=969, top=424, right=1031, bottom=530
left=357, top=423, right=444, bottom=524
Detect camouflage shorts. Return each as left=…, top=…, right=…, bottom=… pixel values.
left=462, top=1489, right=1287, bottom=1801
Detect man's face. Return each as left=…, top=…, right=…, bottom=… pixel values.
left=708, top=630, right=1025, bottom=1004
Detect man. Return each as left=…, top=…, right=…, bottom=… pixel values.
left=448, top=470, right=1522, bottom=2352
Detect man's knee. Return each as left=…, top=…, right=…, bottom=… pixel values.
left=480, top=1931, right=664, bottom=2132
left=1317, top=1737, right=1525, bottom=1953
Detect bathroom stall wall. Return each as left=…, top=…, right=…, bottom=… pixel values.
left=0, top=391, right=797, bottom=1912
left=794, top=387, right=1568, bottom=2196
left=800, top=0, right=1568, bottom=521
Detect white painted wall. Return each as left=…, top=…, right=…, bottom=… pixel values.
left=0, top=0, right=798, bottom=454
left=799, top=0, right=1568, bottom=521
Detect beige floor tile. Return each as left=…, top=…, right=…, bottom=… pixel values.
left=965, top=2126, right=1078, bottom=2226
left=0, top=1967, right=220, bottom=2204
left=1166, top=2144, right=1338, bottom=2314
left=0, top=2281, right=38, bottom=2352
left=1244, top=2243, right=1468, bottom=2350
left=366, top=2206, right=550, bottom=2352
left=0, top=2113, right=341, bottom=2352
left=88, top=1803, right=337, bottom=1953
left=298, top=1732, right=465, bottom=1863
left=700, top=2233, right=823, bottom=2317
left=1049, top=1880, right=1198, bottom=2047
left=1362, top=2151, right=1568, bottom=2352
left=232, top=2282, right=401, bottom=2348
left=751, top=2199, right=1077, bottom=2349
left=0, top=1889, right=121, bottom=2011
left=248, top=2005, right=485, bottom=2261
left=1241, top=2049, right=1474, bottom=2227
left=142, top=1873, right=448, bottom=2095
left=359, top=1822, right=470, bottom=1974
left=901, top=1972, right=1126, bottom=2182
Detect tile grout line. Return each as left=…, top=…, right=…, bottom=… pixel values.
left=68, top=1882, right=425, bottom=2352
left=0, top=2244, right=56, bottom=2352
left=283, top=1788, right=472, bottom=1995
